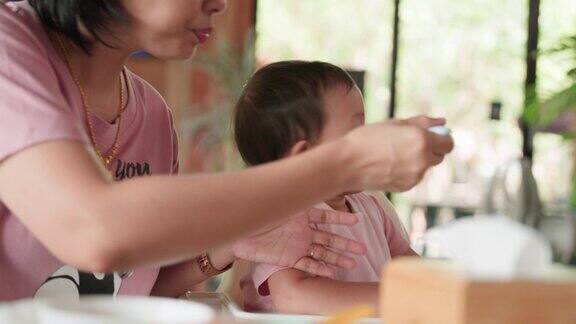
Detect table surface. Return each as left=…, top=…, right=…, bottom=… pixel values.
left=183, top=292, right=381, bottom=324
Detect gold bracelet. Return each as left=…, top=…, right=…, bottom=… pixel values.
left=196, top=252, right=233, bottom=278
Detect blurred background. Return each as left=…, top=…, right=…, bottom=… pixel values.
left=127, top=0, right=576, bottom=264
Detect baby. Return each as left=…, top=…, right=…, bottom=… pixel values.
left=234, top=61, right=418, bottom=315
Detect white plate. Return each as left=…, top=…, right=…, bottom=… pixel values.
left=1, top=296, right=214, bottom=324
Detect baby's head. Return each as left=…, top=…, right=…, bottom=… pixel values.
left=234, top=60, right=365, bottom=166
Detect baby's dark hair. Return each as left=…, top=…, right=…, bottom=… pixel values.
left=234, top=60, right=356, bottom=166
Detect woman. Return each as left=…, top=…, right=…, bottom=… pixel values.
left=0, top=0, right=453, bottom=300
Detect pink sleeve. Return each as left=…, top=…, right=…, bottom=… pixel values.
left=383, top=213, right=410, bottom=256
left=371, top=196, right=410, bottom=256
left=251, top=263, right=289, bottom=296
left=0, top=6, right=85, bottom=163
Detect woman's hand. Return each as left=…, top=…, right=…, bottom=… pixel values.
left=232, top=208, right=366, bottom=278
left=342, top=115, right=454, bottom=192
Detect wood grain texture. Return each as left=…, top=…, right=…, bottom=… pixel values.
left=381, top=258, right=576, bottom=324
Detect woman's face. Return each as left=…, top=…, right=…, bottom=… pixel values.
left=120, top=0, right=227, bottom=59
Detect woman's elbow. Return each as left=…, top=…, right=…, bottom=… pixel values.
left=49, top=210, right=127, bottom=273
left=63, top=245, right=120, bottom=274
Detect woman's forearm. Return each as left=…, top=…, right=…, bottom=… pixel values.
left=0, top=139, right=357, bottom=272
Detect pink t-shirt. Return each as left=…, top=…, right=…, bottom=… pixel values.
left=241, top=192, right=410, bottom=312
left=0, top=2, right=178, bottom=300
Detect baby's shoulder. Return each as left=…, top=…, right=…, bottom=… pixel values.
left=347, top=192, right=384, bottom=211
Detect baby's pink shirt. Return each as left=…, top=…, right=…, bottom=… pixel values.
left=241, top=192, right=410, bottom=312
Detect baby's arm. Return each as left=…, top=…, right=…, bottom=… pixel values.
left=267, top=268, right=378, bottom=315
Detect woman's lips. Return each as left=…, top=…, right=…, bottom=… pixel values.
left=192, top=28, right=213, bottom=44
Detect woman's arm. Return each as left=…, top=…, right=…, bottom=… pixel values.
left=0, top=117, right=452, bottom=273
left=268, top=269, right=378, bottom=315
left=0, top=139, right=349, bottom=273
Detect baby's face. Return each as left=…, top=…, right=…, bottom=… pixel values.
left=318, top=85, right=365, bottom=199
left=318, top=85, right=365, bottom=144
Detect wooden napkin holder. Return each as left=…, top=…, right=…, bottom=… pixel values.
left=380, top=258, right=576, bottom=324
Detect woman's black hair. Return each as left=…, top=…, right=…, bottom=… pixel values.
left=234, top=60, right=356, bottom=166
left=29, top=0, right=126, bottom=54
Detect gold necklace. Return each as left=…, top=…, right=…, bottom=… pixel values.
left=55, top=34, right=125, bottom=169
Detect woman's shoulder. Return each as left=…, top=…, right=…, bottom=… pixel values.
left=0, top=2, right=59, bottom=73
left=1, top=1, right=45, bottom=39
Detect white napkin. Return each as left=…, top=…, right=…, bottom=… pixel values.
left=421, top=215, right=552, bottom=280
